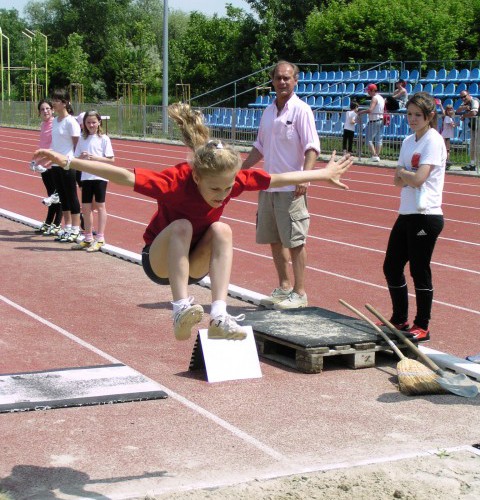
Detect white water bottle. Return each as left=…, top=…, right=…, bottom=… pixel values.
left=416, top=185, right=427, bottom=211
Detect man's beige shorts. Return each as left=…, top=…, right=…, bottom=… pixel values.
left=256, top=191, right=310, bottom=248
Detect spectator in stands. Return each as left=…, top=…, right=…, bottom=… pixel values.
left=241, top=60, right=321, bottom=310
left=357, top=83, right=385, bottom=162
left=34, top=103, right=352, bottom=342
left=381, top=92, right=446, bottom=342
left=457, top=90, right=479, bottom=171
left=386, top=79, right=408, bottom=111
left=440, top=104, right=457, bottom=169
left=342, top=101, right=359, bottom=154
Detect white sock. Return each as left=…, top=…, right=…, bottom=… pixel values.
left=210, top=300, right=227, bottom=319
left=171, top=297, right=193, bottom=316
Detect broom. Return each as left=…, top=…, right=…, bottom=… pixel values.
left=339, top=300, right=446, bottom=395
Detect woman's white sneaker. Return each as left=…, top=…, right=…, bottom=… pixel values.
left=173, top=300, right=204, bottom=341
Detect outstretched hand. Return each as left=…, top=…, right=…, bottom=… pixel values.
left=34, top=149, right=67, bottom=168
left=324, top=150, right=352, bottom=189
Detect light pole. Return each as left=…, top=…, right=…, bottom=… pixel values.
left=22, top=30, right=35, bottom=101
left=34, top=29, right=48, bottom=96
left=0, top=27, right=11, bottom=102
left=162, top=0, right=168, bottom=135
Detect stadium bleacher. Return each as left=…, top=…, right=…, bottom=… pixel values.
left=212, top=64, right=479, bottom=146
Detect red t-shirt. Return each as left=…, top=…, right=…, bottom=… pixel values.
left=134, top=163, right=271, bottom=245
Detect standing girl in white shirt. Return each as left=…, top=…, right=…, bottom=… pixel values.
left=71, top=111, right=115, bottom=252
left=381, top=92, right=446, bottom=342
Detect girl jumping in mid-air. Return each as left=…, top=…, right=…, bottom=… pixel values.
left=71, top=110, right=115, bottom=252
left=34, top=103, right=352, bottom=341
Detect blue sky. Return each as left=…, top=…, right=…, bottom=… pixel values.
left=0, top=0, right=252, bottom=17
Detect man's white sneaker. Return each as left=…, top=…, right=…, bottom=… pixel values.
left=273, top=292, right=308, bottom=310
left=173, top=299, right=204, bottom=341
left=259, top=287, right=293, bottom=308
left=371, top=156, right=380, bottom=162
left=208, top=314, right=248, bottom=340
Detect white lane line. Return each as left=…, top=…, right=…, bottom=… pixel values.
left=0, top=294, right=289, bottom=463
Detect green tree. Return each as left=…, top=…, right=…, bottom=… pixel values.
left=49, top=32, right=89, bottom=89
left=303, top=0, right=476, bottom=64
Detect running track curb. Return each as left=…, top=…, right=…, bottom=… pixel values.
left=3, top=208, right=480, bottom=382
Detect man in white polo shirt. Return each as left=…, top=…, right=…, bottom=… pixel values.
left=241, top=60, right=320, bottom=309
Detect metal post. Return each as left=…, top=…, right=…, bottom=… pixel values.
left=162, top=0, right=169, bottom=136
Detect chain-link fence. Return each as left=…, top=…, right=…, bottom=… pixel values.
left=1, top=100, right=478, bottom=170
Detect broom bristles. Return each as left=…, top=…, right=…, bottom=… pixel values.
left=397, top=358, right=448, bottom=395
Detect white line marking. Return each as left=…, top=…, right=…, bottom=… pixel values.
left=0, top=294, right=289, bottom=463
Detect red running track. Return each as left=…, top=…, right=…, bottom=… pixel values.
left=1, top=126, right=480, bottom=498
left=2, top=126, right=479, bottom=357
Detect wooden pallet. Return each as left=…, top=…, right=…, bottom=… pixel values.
left=255, top=332, right=399, bottom=373
left=243, top=307, right=407, bottom=374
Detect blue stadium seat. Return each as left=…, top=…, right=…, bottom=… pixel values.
left=400, top=69, right=410, bottom=80
left=412, top=83, right=423, bottom=93
left=359, top=69, right=369, bottom=81
left=312, top=71, right=321, bottom=83
left=468, top=82, right=479, bottom=96
left=320, top=83, right=329, bottom=95
left=405, top=82, right=413, bottom=94
left=457, top=82, right=467, bottom=95
left=345, top=82, right=355, bottom=94
left=409, top=69, right=420, bottom=82
left=445, top=68, right=459, bottom=82
left=343, top=70, right=352, bottom=81
left=367, top=69, right=377, bottom=81
left=397, top=118, right=410, bottom=139
left=436, top=68, right=448, bottom=82
left=377, top=69, right=388, bottom=82
left=420, top=69, right=437, bottom=83
left=337, top=82, right=346, bottom=94
left=469, top=68, right=480, bottom=82
left=248, top=95, right=263, bottom=108
left=315, top=96, right=324, bottom=109
left=305, top=83, right=314, bottom=94
left=456, top=68, right=470, bottom=82
left=443, top=98, right=453, bottom=107
left=334, top=70, right=343, bottom=81
left=328, top=96, right=342, bottom=110
left=298, top=71, right=305, bottom=82
left=313, top=83, right=322, bottom=94
left=350, top=70, right=360, bottom=82
left=332, top=120, right=343, bottom=136
left=307, top=95, right=315, bottom=107
left=327, top=83, right=338, bottom=94
left=320, top=119, right=333, bottom=134
left=423, top=82, right=434, bottom=94
left=443, top=82, right=456, bottom=97
left=433, top=83, right=444, bottom=97
left=297, top=83, right=306, bottom=95
left=388, top=69, right=399, bottom=81
left=453, top=98, right=463, bottom=111
left=304, top=71, right=313, bottom=82
left=318, top=71, right=328, bottom=82
left=323, top=96, right=333, bottom=108
left=341, top=96, right=351, bottom=109
left=326, top=70, right=335, bottom=82
left=354, top=83, right=365, bottom=95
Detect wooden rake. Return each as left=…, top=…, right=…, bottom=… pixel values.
left=339, top=300, right=445, bottom=395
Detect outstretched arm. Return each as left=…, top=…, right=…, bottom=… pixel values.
left=269, top=151, right=352, bottom=190
left=34, top=149, right=135, bottom=187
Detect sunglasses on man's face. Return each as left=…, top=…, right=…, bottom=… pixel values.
left=460, top=95, right=468, bottom=99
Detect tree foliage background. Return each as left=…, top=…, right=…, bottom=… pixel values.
left=0, top=0, right=479, bottom=105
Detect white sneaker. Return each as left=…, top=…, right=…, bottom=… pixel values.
left=259, top=287, right=293, bottom=308
left=173, top=298, right=204, bottom=341
left=41, top=193, right=60, bottom=206
left=371, top=156, right=380, bottom=162
left=208, top=314, right=248, bottom=340
left=273, top=292, right=308, bottom=310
